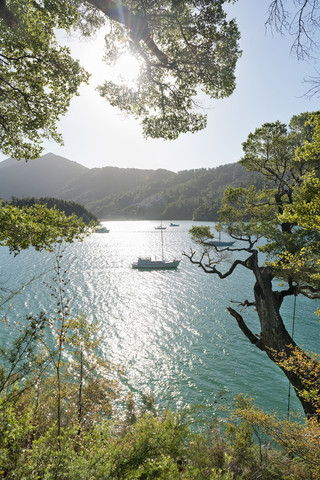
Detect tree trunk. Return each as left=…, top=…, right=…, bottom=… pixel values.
left=252, top=261, right=320, bottom=419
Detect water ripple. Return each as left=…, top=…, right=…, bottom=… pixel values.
left=1, top=221, right=319, bottom=416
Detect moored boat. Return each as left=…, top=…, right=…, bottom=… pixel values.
left=132, top=257, right=180, bottom=270
left=132, top=222, right=180, bottom=270
left=204, top=231, right=234, bottom=246
left=96, top=226, right=110, bottom=233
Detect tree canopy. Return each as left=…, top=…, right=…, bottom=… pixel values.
left=0, top=0, right=89, bottom=160
left=0, top=0, right=241, bottom=159
left=0, top=201, right=92, bottom=254
left=187, top=111, right=320, bottom=419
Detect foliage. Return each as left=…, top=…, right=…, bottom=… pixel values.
left=232, top=395, right=320, bottom=479
left=0, top=153, right=261, bottom=220
left=0, top=201, right=93, bottom=254
left=217, top=111, right=320, bottom=279
left=1, top=0, right=241, bottom=158
left=87, top=162, right=257, bottom=220
left=7, top=196, right=98, bottom=226
left=187, top=111, right=320, bottom=419
left=189, top=225, right=214, bottom=244
left=1, top=249, right=320, bottom=478
left=272, top=172, right=320, bottom=291
left=98, top=0, right=241, bottom=140
left=0, top=0, right=89, bottom=159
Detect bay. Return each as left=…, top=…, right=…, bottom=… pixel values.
left=1, top=220, right=319, bottom=417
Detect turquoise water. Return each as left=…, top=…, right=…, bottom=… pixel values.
left=1, top=221, right=319, bottom=417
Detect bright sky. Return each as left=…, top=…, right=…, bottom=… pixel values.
left=2, top=0, right=320, bottom=171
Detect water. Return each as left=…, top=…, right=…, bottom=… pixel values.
left=1, top=221, right=319, bottom=417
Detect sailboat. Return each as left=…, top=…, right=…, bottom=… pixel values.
left=204, top=231, right=235, bottom=247
left=154, top=219, right=166, bottom=230
left=132, top=225, right=180, bottom=270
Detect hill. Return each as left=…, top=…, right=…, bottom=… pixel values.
left=0, top=153, right=259, bottom=220
left=0, top=153, right=88, bottom=199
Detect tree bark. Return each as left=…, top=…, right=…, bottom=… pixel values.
left=87, top=0, right=168, bottom=63
left=248, top=253, right=320, bottom=419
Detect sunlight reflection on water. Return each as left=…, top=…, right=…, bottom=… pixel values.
left=1, top=220, right=319, bottom=416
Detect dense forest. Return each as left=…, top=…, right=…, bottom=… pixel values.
left=90, top=163, right=260, bottom=221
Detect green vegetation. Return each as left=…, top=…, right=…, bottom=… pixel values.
left=188, top=111, right=320, bottom=419
left=1, top=297, right=320, bottom=478
left=2, top=1, right=320, bottom=159
left=92, top=163, right=257, bottom=221
left=0, top=180, right=319, bottom=478
left=2, top=0, right=320, bottom=475
left=0, top=0, right=89, bottom=160
left=0, top=0, right=241, bottom=158
left=6, top=197, right=98, bottom=226
left=0, top=201, right=93, bottom=255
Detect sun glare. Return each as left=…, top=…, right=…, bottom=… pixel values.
left=114, top=53, right=141, bottom=83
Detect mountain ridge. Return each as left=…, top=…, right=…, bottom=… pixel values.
left=0, top=153, right=258, bottom=220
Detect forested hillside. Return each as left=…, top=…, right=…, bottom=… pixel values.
left=0, top=153, right=259, bottom=220
left=89, top=163, right=259, bottom=220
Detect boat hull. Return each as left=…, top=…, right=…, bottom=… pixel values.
left=204, top=241, right=235, bottom=246
left=132, top=258, right=180, bottom=270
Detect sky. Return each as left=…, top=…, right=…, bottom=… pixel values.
left=2, top=0, right=320, bottom=172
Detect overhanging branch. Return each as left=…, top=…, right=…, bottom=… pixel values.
left=87, top=0, right=168, bottom=64
left=183, top=250, right=255, bottom=279
left=227, top=307, right=265, bottom=351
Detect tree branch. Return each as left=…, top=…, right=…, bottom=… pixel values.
left=183, top=250, right=255, bottom=278
left=227, top=307, right=265, bottom=351
left=87, top=0, right=168, bottom=64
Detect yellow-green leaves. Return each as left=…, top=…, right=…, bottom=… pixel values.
left=98, top=0, right=241, bottom=139
left=274, top=172, right=320, bottom=289
left=0, top=202, right=92, bottom=254
left=0, top=0, right=89, bottom=160
left=189, top=225, right=213, bottom=244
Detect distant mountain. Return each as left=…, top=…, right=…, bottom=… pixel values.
left=89, top=163, right=260, bottom=220
left=0, top=153, right=88, bottom=200
left=56, top=166, right=176, bottom=205
left=0, top=153, right=260, bottom=220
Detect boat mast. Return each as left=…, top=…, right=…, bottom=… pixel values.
left=161, top=220, right=164, bottom=260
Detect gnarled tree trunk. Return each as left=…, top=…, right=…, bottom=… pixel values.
left=230, top=252, right=320, bottom=419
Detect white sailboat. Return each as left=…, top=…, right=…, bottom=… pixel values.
left=132, top=225, right=180, bottom=270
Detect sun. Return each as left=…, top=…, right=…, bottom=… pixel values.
left=114, top=53, right=141, bottom=84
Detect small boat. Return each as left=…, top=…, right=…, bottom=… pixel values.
left=154, top=219, right=166, bottom=230
left=132, top=257, right=180, bottom=270
left=204, top=231, right=235, bottom=247
left=204, top=240, right=235, bottom=247
left=96, top=226, right=110, bottom=233
left=132, top=222, right=180, bottom=270
left=170, top=222, right=179, bottom=227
